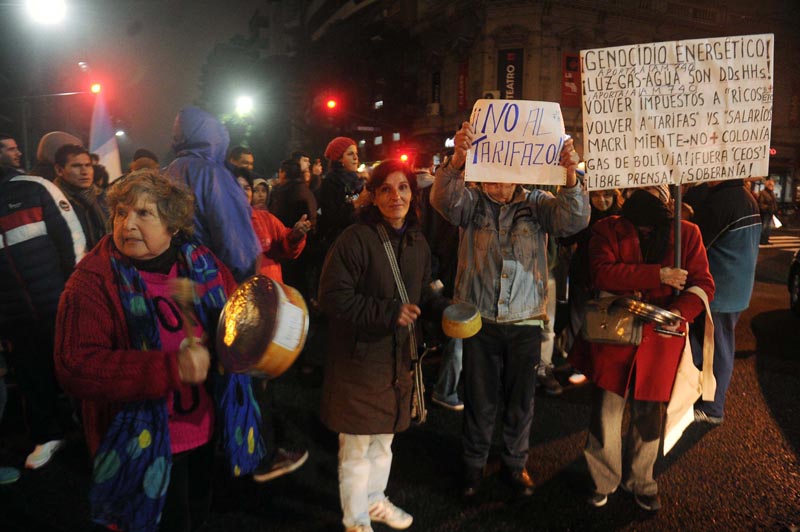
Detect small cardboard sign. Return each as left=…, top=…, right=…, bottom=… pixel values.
left=465, top=99, right=566, bottom=185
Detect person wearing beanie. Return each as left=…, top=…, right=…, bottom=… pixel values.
left=252, top=177, right=270, bottom=210
left=130, top=148, right=159, bottom=172
left=318, top=137, right=363, bottom=253
left=29, top=131, right=83, bottom=181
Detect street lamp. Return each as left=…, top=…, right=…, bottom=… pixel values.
left=25, top=0, right=67, bottom=25
left=235, top=96, right=254, bottom=117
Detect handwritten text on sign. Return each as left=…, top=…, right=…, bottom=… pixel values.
left=581, top=34, right=774, bottom=190
left=465, top=99, right=566, bottom=185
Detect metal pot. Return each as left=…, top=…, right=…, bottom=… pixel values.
left=442, top=302, right=482, bottom=339
left=216, top=275, right=309, bottom=378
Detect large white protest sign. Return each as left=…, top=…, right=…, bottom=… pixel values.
left=581, top=34, right=774, bottom=190
left=465, top=99, right=566, bottom=185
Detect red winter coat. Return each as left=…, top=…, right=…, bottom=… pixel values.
left=251, top=209, right=305, bottom=283
left=571, top=216, right=714, bottom=402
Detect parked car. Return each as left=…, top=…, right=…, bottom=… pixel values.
left=790, top=249, right=800, bottom=316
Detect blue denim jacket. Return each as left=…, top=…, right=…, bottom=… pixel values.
left=431, top=165, right=589, bottom=323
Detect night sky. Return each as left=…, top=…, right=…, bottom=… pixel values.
left=0, top=0, right=261, bottom=167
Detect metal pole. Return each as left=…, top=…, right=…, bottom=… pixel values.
left=672, top=183, right=682, bottom=269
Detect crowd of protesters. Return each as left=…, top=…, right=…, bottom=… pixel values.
left=0, top=105, right=767, bottom=531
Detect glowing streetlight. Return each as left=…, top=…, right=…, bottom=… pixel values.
left=26, top=0, right=67, bottom=25
left=235, top=96, right=254, bottom=116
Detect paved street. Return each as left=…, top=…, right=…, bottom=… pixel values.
left=1, top=229, right=799, bottom=532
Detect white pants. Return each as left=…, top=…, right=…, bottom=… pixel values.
left=338, top=433, right=394, bottom=528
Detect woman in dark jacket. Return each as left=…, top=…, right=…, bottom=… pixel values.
left=317, top=137, right=364, bottom=253
left=318, top=160, right=445, bottom=532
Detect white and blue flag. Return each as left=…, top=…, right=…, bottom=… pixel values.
left=89, top=93, right=122, bottom=182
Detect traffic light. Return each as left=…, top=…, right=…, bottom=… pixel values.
left=394, top=147, right=417, bottom=166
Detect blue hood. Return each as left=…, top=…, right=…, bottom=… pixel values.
left=171, top=106, right=229, bottom=164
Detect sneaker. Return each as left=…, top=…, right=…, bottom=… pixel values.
left=633, top=493, right=662, bottom=512
left=587, top=486, right=616, bottom=507
left=431, top=394, right=464, bottom=411
left=588, top=492, right=608, bottom=507
left=345, top=525, right=374, bottom=532
left=252, top=448, right=309, bottom=483
left=505, top=467, right=535, bottom=496
left=537, top=367, right=563, bottom=395
left=694, top=409, right=724, bottom=425
left=25, top=439, right=64, bottom=470
left=568, top=371, right=588, bottom=385
left=0, top=467, right=20, bottom=485
left=368, top=498, right=413, bottom=529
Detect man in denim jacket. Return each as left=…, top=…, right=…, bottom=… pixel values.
left=431, top=121, right=589, bottom=497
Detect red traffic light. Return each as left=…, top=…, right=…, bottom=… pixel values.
left=90, top=83, right=102, bottom=94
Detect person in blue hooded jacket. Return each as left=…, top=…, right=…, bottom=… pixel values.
left=163, top=106, right=260, bottom=282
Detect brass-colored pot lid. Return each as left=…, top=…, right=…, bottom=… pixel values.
left=216, top=275, right=280, bottom=373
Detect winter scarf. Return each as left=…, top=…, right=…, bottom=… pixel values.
left=622, top=189, right=673, bottom=264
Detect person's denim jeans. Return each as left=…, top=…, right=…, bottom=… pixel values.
left=433, top=338, right=462, bottom=405
left=338, top=433, right=394, bottom=528
left=538, top=274, right=557, bottom=375
left=690, top=311, right=740, bottom=418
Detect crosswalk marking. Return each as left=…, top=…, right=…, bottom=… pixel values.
left=759, top=234, right=800, bottom=251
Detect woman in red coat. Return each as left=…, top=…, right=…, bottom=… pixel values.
left=571, top=185, right=714, bottom=512
left=55, top=171, right=264, bottom=531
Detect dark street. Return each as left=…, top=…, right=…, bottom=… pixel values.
left=1, top=228, right=799, bottom=532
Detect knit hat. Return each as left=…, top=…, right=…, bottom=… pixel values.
left=324, top=137, right=356, bottom=162
left=651, top=184, right=671, bottom=205
left=133, top=148, right=158, bottom=163
left=36, top=131, right=83, bottom=164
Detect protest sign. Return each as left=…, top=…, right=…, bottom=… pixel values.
left=465, top=99, right=566, bottom=185
left=581, top=34, right=774, bottom=190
